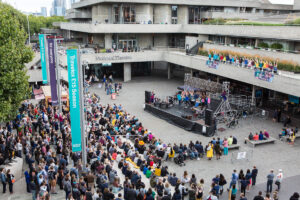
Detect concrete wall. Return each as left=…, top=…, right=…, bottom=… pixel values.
left=154, top=5, right=171, bottom=24
left=136, top=4, right=153, bottom=24
left=60, top=23, right=300, bottom=41
left=198, top=34, right=209, bottom=42
left=154, top=34, right=168, bottom=47
left=153, top=61, right=168, bottom=76
left=201, top=11, right=264, bottom=20
left=137, top=34, right=153, bottom=49
left=203, top=43, right=300, bottom=65
left=104, top=33, right=113, bottom=48
left=92, top=4, right=111, bottom=23
left=73, top=0, right=262, bottom=9
left=185, top=36, right=200, bottom=48
left=294, top=1, right=300, bottom=10
left=53, top=50, right=300, bottom=96
left=177, top=5, right=188, bottom=25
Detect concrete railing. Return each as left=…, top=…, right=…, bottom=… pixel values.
left=59, top=22, right=300, bottom=40
left=30, top=47, right=300, bottom=96
left=71, top=0, right=262, bottom=9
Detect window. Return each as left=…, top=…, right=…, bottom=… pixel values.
left=123, top=4, right=135, bottom=23
left=112, top=4, right=136, bottom=24
left=188, top=7, right=201, bottom=24
left=113, top=5, right=120, bottom=23
left=171, top=5, right=178, bottom=24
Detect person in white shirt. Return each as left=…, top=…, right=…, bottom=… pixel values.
left=275, top=169, right=283, bottom=191
left=16, top=141, right=22, bottom=158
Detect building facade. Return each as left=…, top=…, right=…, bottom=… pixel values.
left=41, top=7, right=47, bottom=17
left=47, top=0, right=300, bottom=108
left=51, top=0, right=67, bottom=16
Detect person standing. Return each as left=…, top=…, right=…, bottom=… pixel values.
left=206, top=142, right=213, bottom=160
left=223, top=138, right=228, bottom=156
left=266, top=170, right=274, bottom=194
left=275, top=169, right=283, bottom=191
left=6, top=169, right=14, bottom=194
left=251, top=166, right=258, bottom=186
left=277, top=109, right=281, bottom=123
left=0, top=168, right=6, bottom=193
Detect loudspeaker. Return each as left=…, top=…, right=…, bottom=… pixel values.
left=205, top=109, right=213, bottom=126
left=145, top=91, right=151, bottom=103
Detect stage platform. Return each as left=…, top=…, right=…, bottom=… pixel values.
left=144, top=103, right=215, bottom=136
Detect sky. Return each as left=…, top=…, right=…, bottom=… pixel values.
left=2, top=0, right=295, bottom=16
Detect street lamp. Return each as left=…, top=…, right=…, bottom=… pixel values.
left=26, top=14, right=31, bottom=45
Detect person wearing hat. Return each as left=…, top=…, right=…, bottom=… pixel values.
left=275, top=169, right=283, bottom=191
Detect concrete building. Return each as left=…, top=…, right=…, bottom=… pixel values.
left=48, top=0, right=300, bottom=108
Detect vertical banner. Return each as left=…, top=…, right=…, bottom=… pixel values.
left=39, top=34, right=48, bottom=84
left=47, top=39, right=58, bottom=105
left=67, top=49, right=82, bottom=152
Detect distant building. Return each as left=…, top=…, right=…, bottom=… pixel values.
left=41, top=7, right=47, bottom=17
left=51, top=0, right=66, bottom=16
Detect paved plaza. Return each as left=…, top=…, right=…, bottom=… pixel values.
left=2, top=76, right=300, bottom=200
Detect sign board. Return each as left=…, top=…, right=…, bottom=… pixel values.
left=67, top=49, right=82, bottom=152
left=47, top=39, right=58, bottom=105
left=237, top=152, right=247, bottom=160
left=39, top=34, right=48, bottom=84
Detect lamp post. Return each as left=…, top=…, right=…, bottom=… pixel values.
left=26, top=14, right=31, bottom=45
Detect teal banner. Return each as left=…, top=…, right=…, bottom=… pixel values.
left=67, top=49, right=82, bottom=152
left=39, top=34, right=48, bottom=84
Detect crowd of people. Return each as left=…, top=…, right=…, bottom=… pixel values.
left=0, top=87, right=299, bottom=200
left=208, top=52, right=278, bottom=74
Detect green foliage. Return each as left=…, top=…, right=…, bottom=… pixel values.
left=258, top=42, right=269, bottom=49
left=270, top=43, right=283, bottom=50
left=203, top=18, right=226, bottom=25
left=68, top=45, right=78, bottom=49
left=230, top=21, right=284, bottom=26
left=285, top=18, right=300, bottom=25
left=0, top=2, right=33, bottom=121
left=27, top=15, right=67, bottom=35
left=198, top=48, right=208, bottom=56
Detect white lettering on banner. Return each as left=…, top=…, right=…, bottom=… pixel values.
left=71, top=88, right=77, bottom=109
left=95, top=55, right=132, bottom=61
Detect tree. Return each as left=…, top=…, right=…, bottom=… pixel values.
left=0, top=2, right=33, bottom=122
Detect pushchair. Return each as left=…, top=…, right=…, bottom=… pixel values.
left=174, top=153, right=185, bottom=166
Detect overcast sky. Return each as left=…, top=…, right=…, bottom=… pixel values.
left=2, top=0, right=295, bottom=15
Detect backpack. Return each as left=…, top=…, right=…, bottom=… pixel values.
left=48, top=171, right=55, bottom=180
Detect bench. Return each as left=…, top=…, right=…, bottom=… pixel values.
left=245, top=137, right=276, bottom=147
left=228, top=144, right=240, bottom=150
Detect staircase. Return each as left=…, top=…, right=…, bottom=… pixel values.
left=187, top=41, right=204, bottom=55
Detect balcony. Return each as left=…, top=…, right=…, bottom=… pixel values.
left=202, top=43, right=300, bottom=65
left=59, top=22, right=300, bottom=41
left=56, top=46, right=300, bottom=96
left=65, top=9, right=92, bottom=19
left=201, top=11, right=264, bottom=20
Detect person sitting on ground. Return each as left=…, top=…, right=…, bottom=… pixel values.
left=263, top=130, right=270, bottom=138
left=232, top=136, right=237, bottom=145
left=259, top=131, right=265, bottom=140
left=253, top=133, right=259, bottom=141
left=279, top=128, right=286, bottom=139
left=248, top=132, right=254, bottom=140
